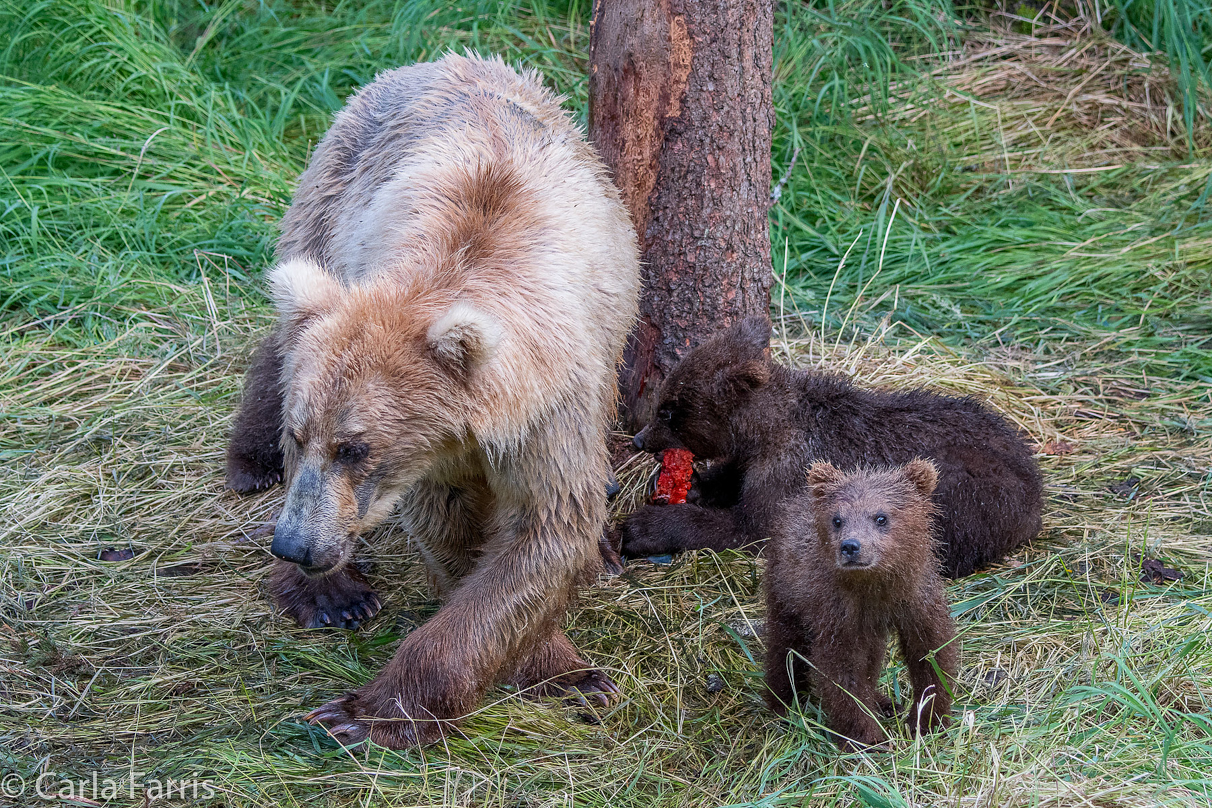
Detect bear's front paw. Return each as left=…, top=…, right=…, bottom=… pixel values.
left=618, top=506, right=687, bottom=557
left=225, top=448, right=284, bottom=493
left=269, top=561, right=382, bottom=630
left=304, top=691, right=446, bottom=749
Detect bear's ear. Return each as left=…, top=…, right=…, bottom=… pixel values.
left=904, top=458, right=939, bottom=498
left=721, top=360, right=771, bottom=397
left=428, top=302, right=502, bottom=375
left=808, top=461, right=845, bottom=498
left=733, top=316, right=773, bottom=355
left=269, top=257, right=343, bottom=331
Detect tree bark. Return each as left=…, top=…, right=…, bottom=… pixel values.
left=589, top=0, right=774, bottom=427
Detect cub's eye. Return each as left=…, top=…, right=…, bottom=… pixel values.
left=875, top=514, right=888, bottom=527
left=335, top=442, right=369, bottom=465
left=659, top=409, right=673, bottom=423
left=832, top=516, right=843, bottom=529
left=286, top=429, right=303, bottom=446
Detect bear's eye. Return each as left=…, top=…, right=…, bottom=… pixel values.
left=875, top=514, right=888, bottom=527
left=335, top=442, right=370, bottom=465
left=658, top=408, right=673, bottom=423
left=832, top=516, right=843, bottom=529
left=286, top=428, right=303, bottom=447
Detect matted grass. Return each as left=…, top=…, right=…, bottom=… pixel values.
left=1, top=1, right=1210, bottom=806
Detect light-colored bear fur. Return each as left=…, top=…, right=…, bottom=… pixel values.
left=232, top=53, right=639, bottom=748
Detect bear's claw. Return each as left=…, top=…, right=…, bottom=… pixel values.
left=304, top=691, right=446, bottom=749
left=305, top=590, right=381, bottom=630
left=530, top=668, right=620, bottom=709
left=564, top=669, right=620, bottom=708
left=305, top=696, right=371, bottom=744
left=270, top=562, right=382, bottom=631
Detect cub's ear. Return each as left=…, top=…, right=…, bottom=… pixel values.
left=733, top=315, right=772, bottom=354
left=720, top=360, right=770, bottom=398
left=428, top=302, right=502, bottom=374
left=268, top=257, right=343, bottom=332
left=904, top=458, right=939, bottom=498
left=808, top=461, right=845, bottom=498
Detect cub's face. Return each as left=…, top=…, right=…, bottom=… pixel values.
left=266, top=259, right=499, bottom=574
left=808, top=460, right=938, bottom=573
left=632, top=316, right=772, bottom=460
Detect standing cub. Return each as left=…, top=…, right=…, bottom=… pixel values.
left=765, top=460, right=958, bottom=750
left=621, top=316, right=1043, bottom=577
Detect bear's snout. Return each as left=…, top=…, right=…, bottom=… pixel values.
left=271, top=464, right=349, bottom=573
left=632, top=425, right=650, bottom=451
left=840, top=539, right=861, bottom=562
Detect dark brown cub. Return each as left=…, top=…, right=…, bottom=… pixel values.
left=620, top=316, right=1043, bottom=578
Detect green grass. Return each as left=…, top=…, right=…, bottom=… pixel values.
left=1, top=1, right=1210, bottom=806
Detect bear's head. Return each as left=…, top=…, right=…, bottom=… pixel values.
left=807, top=459, right=938, bottom=576
left=266, top=257, right=502, bottom=574
left=632, top=316, right=772, bottom=460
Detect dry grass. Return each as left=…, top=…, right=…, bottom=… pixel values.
left=895, top=14, right=1212, bottom=170
left=1, top=275, right=1208, bottom=805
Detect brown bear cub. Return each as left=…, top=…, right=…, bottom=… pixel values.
left=765, top=460, right=958, bottom=750
left=224, top=54, right=639, bottom=748
left=620, top=317, right=1043, bottom=577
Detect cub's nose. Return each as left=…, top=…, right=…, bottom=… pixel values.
left=632, top=426, right=650, bottom=451
left=840, top=539, right=861, bottom=560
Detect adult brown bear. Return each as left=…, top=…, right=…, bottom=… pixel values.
left=225, top=54, right=640, bottom=748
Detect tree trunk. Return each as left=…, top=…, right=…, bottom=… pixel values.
left=589, top=0, right=774, bottom=427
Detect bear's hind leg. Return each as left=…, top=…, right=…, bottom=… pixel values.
left=505, top=628, right=619, bottom=707
left=227, top=333, right=286, bottom=492
left=269, top=559, right=382, bottom=630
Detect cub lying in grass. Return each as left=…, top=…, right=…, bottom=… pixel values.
left=621, top=316, right=1043, bottom=578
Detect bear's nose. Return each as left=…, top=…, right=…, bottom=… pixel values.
left=632, top=426, right=650, bottom=451
left=271, top=527, right=314, bottom=567
left=840, top=539, right=861, bottom=559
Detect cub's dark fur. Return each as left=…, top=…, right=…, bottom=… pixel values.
left=620, top=317, right=1043, bottom=577
left=765, top=460, right=958, bottom=750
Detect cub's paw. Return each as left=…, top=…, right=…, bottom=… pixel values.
left=225, top=450, right=284, bottom=493
left=597, top=530, right=624, bottom=576
left=906, top=701, right=952, bottom=735
left=833, top=721, right=889, bottom=752
left=618, top=505, right=685, bottom=557
left=269, top=561, right=382, bottom=630
left=304, top=692, right=445, bottom=749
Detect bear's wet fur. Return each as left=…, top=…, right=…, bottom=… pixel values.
left=225, top=54, right=639, bottom=748
left=620, top=316, right=1043, bottom=577
left=765, top=460, right=958, bottom=750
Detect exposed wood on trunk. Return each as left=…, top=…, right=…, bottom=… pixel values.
left=590, top=0, right=774, bottom=426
